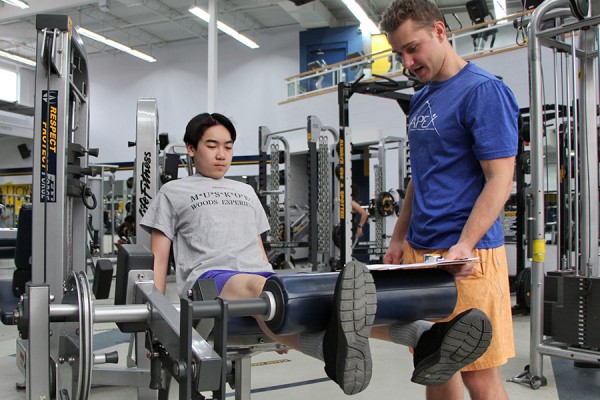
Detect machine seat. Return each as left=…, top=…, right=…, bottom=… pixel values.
left=0, top=279, right=19, bottom=325
left=0, top=238, right=16, bottom=259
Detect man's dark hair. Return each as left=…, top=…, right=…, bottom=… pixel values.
left=183, top=112, right=237, bottom=149
left=379, top=0, right=444, bottom=34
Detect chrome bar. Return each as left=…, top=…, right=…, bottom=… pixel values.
left=527, top=0, right=573, bottom=380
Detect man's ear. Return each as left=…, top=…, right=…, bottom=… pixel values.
left=186, top=143, right=195, bottom=157
left=433, top=20, right=446, bottom=41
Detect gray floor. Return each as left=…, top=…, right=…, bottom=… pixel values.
left=0, top=257, right=598, bottom=399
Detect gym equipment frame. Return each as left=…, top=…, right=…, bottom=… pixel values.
left=258, top=116, right=339, bottom=272
left=510, top=0, right=600, bottom=389
left=258, top=125, right=296, bottom=269
left=9, top=13, right=464, bottom=400
left=361, top=136, right=408, bottom=261
left=26, top=14, right=99, bottom=399
left=18, top=242, right=460, bottom=400
left=87, top=164, right=118, bottom=259
left=134, top=98, right=160, bottom=250
left=337, top=75, right=417, bottom=265
left=306, top=115, right=339, bottom=272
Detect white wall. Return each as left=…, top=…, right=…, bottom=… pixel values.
left=18, top=66, right=35, bottom=107
left=0, top=110, right=34, bottom=184
left=87, top=29, right=302, bottom=164
left=0, top=30, right=557, bottom=182
left=85, top=32, right=539, bottom=165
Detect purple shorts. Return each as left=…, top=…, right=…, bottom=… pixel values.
left=198, top=270, right=274, bottom=293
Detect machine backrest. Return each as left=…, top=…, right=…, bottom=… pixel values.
left=115, top=244, right=154, bottom=332
left=12, top=203, right=33, bottom=297
left=14, top=203, right=32, bottom=269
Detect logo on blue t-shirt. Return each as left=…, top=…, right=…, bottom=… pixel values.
left=408, top=101, right=440, bottom=136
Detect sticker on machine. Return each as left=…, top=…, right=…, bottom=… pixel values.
left=40, top=90, right=58, bottom=203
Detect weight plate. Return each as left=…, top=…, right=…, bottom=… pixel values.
left=60, top=272, right=93, bottom=400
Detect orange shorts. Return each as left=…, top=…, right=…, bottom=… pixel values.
left=404, top=243, right=515, bottom=371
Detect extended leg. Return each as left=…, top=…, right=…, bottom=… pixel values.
left=412, top=308, right=492, bottom=386
left=322, top=261, right=377, bottom=394
left=220, top=262, right=377, bottom=395
left=371, top=308, right=492, bottom=388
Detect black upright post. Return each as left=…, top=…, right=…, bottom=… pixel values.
left=258, top=128, right=269, bottom=213
left=338, top=82, right=351, bottom=267
left=516, top=127, right=526, bottom=279
left=307, top=118, right=319, bottom=270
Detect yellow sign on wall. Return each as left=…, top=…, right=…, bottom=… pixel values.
left=371, top=34, right=392, bottom=75
left=0, top=183, right=32, bottom=220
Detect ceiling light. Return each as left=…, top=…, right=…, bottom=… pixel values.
left=0, top=50, right=36, bottom=67
left=189, top=6, right=259, bottom=49
left=76, top=27, right=157, bottom=62
left=340, top=0, right=380, bottom=35
left=1, top=0, right=29, bottom=9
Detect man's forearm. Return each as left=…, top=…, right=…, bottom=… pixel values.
left=458, top=160, right=514, bottom=249
left=359, top=210, right=368, bottom=227
left=152, top=252, right=169, bottom=294
left=150, top=230, right=172, bottom=294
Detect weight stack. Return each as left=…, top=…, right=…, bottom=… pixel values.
left=551, top=274, right=600, bottom=348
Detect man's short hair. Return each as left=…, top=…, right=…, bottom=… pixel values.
left=379, top=0, right=444, bottom=34
left=183, top=112, right=237, bottom=148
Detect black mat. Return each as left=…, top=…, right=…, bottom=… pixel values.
left=552, top=356, right=600, bottom=399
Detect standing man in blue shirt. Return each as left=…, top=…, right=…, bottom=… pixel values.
left=379, top=1, right=518, bottom=399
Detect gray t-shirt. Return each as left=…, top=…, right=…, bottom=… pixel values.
left=140, top=174, right=273, bottom=297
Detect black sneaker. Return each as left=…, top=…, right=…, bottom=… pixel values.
left=411, top=308, right=492, bottom=386
left=323, top=261, right=377, bottom=395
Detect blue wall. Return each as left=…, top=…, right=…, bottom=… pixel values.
left=299, top=26, right=363, bottom=73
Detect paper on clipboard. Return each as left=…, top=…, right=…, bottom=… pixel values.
left=367, top=257, right=480, bottom=271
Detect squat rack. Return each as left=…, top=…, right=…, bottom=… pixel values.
left=258, top=117, right=338, bottom=272
left=336, top=75, right=417, bottom=265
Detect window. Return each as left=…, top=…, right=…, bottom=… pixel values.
left=0, top=67, right=18, bottom=102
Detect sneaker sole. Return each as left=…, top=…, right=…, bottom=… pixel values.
left=335, top=261, right=378, bottom=395
left=411, top=308, right=493, bottom=386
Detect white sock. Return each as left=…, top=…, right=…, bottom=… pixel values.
left=298, top=331, right=325, bottom=361
left=388, top=321, right=433, bottom=348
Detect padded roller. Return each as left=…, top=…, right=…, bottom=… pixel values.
left=264, top=268, right=456, bottom=335
left=264, top=273, right=337, bottom=335
left=371, top=269, right=457, bottom=325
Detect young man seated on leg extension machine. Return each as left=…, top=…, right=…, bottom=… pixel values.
left=140, top=112, right=493, bottom=394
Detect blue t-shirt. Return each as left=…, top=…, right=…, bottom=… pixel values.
left=406, top=62, right=518, bottom=250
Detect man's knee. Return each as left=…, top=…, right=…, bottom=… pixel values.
left=462, top=368, right=503, bottom=394
left=248, top=276, right=267, bottom=296
left=221, top=274, right=267, bottom=299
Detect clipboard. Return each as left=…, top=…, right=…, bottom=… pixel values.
left=367, top=255, right=480, bottom=271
